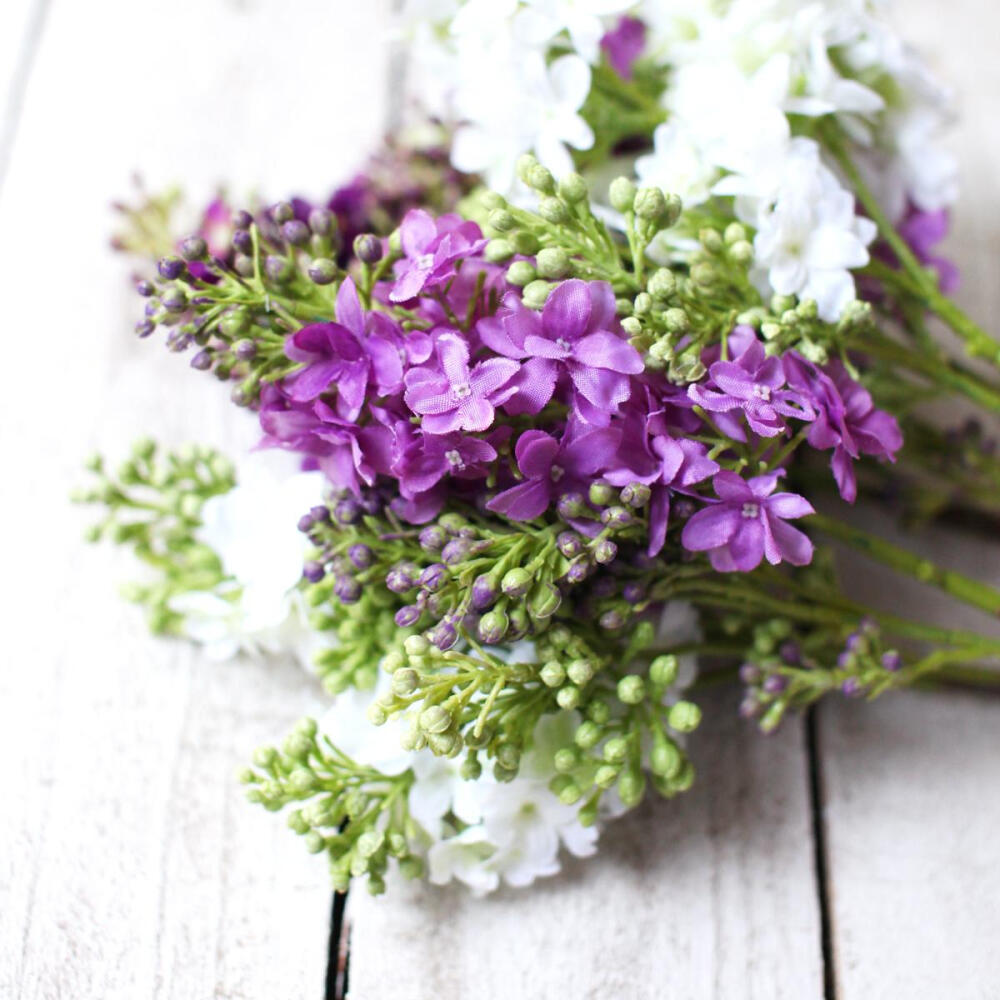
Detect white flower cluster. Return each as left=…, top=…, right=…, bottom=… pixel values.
left=398, top=0, right=957, bottom=321
left=170, top=450, right=325, bottom=665
left=322, top=606, right=699, bottom=894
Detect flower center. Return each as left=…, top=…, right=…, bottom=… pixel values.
left=741, top=502, right=760, bottom=519
left=555, top=337, right=572, bottom=353
left=445, top=449, right=465, bottom=470
left=752, top=384, right=771, bottom=401
left=451, top=382, right=472, bottom=400
left=416, top=253, right=435, bottom=270
left=550, top=464, right=565, bottom=482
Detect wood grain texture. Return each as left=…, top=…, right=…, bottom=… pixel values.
left=815, top=3, right=1000, bottom=996
left=348, top=687, right=825, bottom=1000
left=0, top=1, right=390, bottom=997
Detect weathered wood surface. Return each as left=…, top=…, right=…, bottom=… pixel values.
left=0, top=1, right=389, bottom=998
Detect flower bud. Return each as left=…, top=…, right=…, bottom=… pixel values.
left=392, top=669, right=419, bottom=696
left=618, top=768, right=646, bottom=808
left=730, top=240, right=754, bottom=264
left=506, top=260, right=537, bottom=287
left=536, top=246, right=571, bottom=279
left=608, top=177, right=637, bottom=214
left=668, top=700, right=702, bottom=733
left=354, top=233, right=383, bottom=264
left=557, top=530, right=584, bottom=557
left=595, top=764, right=619, bottom=789
left=428, top=730, right=462, bottom=755
left=460, top=755, right=483, bottom=781
left=540, top=660, right=566, bottom=688
left=622, top=317, right=643, bottom=338
left=556, top=491, right=588, bottom=519
left=527, top=163, right=556, bottom=193
left=650, top=654, right=679, bottom=688
left=539, top=196, right=569, bottom=224
left=485, top=239, right=515, bottom=263
left=554, top=748, right=578, bottom=773
left=419, top=563, right=448, bottom=593
left=603, top=737, right=628, bottom=764
left=501, top=567, right=532, bottom=598
left=566, top=658, right=595, bottom=686
left=617, top=675, right=646, bottom=705
left=593, top=539, right=618, bottom=564
left=663, top=307, right=689, bottom=333
left=478, top=607, right=509, bottom=644
left=881, top=650, right=902, bottom=672
left=620, top=483, right=651, bottom=508
left=574, top=721, right=601, bottom=749
left=651, top=739, right=683, bottom=779
left=282, top=220, right=310, bottom=246
left=647, top=267, right=677, bottom=301
left=489, top=209, right=516, bottom=232
left=699, top=228, right=724, bottom=254
left=558, top=172, right=588, bottom=203
left=308, top=258, right=338, bottom=285
left=419, top=705, right=452, bottom=734
left=632, top=291, right=653, bottom=316
left=404, top=635, right=430, bottom=657
left=516, top=153, right=540, bottom=185
left=556, top=685, right=582, bottom=710
left=634, top=187, right=667, bottom=222
left=522, top=279, right=553, bottom=310
left=496, top=742, right=521, bottom=771
left=589, top=482, right=615, bottom=506
left=529, top=582, right=561, bottom=619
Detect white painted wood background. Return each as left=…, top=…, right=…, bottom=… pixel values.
left=0, top=2, right=997, bottom=998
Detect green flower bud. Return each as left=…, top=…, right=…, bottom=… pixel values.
left=219, top=309, right=249, bottom=338
left=616, top=296, right=634, bottom=316
left=699, top=228, right=724, bottom=254
left=595, top=764, right=619, bottom=788
left=556, top=685, right=582, bottom=710
left=516, top=153, right=540, bottom=185
left=539, top=196, right=570, bottom=224
left=690, top=261, right=719, bottom=287
left=554, top=747, right=579, bottom=773
left=304, top=832, right=326, bottom=855
left=506, top=260, right=537, bottom=287
left=632, top=291, right=653, bottom=316
left=668, top=700, right=702, bottom=733
left=485, top=239, right=515, bottom=263
left=540, top=660, right=566, bottom=688
left=479, top=607, right=510, bottom=644
left=404, top=635, right=430, bottom=657
left=464, top=724, right=493, bottom=750
left=567, top=658, right=595, bottom=686
left=489, top=209, right=517, bottom=232
left=663, top=307, right=689, bottom=334
left=522, top=279, right=553, bottom=310
left=357, top=830, right=385, bottom=858
left=551, top=774, right=582, bottom=805
left=663, top=193, right=683, bottom=228
left=513, top=231, right=541, bottom=255
left=481, top=191, right=507, bottom=210
left=287, top=810, right=310, bottom=835
left=391, top=668, right=419, bottom=696
left=647, top=268, right=677, bottom=301
left=558, top=172, right=588, bottom=203
left=283, top=734, right=313, bottom=761
left=621, top=316, right=643, bottom=337
left=252, top=746, right=277, bottom=769
left=651, top=739, right=683, bottom=779
left=496, top=743, right=521, bottom=771
left=650, top=654, right=680, bottom=687
left=730, top=240, right=754, bottom=264
left=724, top=222, right=747, bottom=245
left=289, top=768, right=317, bottom=793
left=428, top=730, right=462, bottom=756
left=399, top=857, right=425, bottom=880
left=617, top=675, right=646, bottom=705
left=608, top=177, right=638, bottom=214
left=536, top=246, right=571, bottom=279
left=634, top=186, right=668, bottom=222
left=494, top=763, right=519, bottom=783
left=529, top=582, right=561, bottom=619
left=620, top=482, right=651, bottom=508
left=618, top=768, right=646, bottom=808
left=571, top=722, right=599, bottom=751
left=771, top=294, right=796, bottom=314
left=761, top=321, right=783, bottom=341
left=603, top=737, right=628, bottom=764
left=796, top=339, right=829, bottom=364
left=419, top=704, right=452, bottom=734
left=528, top=163, right=556, bottom=193
left=366, top=702, right=388, bottom=726
left=461, top=754, right=483, bottom=781
left=501, top=567, right=533, bottom=598
left=586, top=700, right=611, bottom=725
left=589, top=482, right=616, bottom=506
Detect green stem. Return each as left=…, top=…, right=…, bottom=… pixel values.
left=810, top=512, right=1000, bottom=620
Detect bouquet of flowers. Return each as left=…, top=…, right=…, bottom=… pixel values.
left=78, top=0, right=1000, bottom=896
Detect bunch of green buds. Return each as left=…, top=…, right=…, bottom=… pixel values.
left=73, top=442, right=235, bottom=632
left=241, top=718, right=422, bottom=895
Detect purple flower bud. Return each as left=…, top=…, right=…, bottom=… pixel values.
left=360, top=493, right=384, bottom=516
left=395, top=605, right=422, bottom=628
left=565, top=559, right=590, bottom=585
left=297, top=513, right=315, bottom=533
left=161, top=288, right=188, bottom=313
left=419, top=563, right=448, bottom=593
left=471, top=575, right=498, bottom=610
left=601, top=505, right=633, bottom=528
left=739, top=662, right=761, bottom=685
left=232, top=229, right=253, bottom=254
left=349, top=544, right=375, bottom=570
left=441, top=538, right=473, bottom=565
left=841, top=677, right=864, bottom=697
left=308, top=207, right=335, bottom=236
left=419, top=525, right=448, bottom=552
left=623, top=582, right=646, bottom=605
left=302, top=560, right=325, bottom=583
left=425, top=592, right=448, bottom=618
left=334, top=575, right=361, bottom=603
left=179, top=235, right=207, bottom=260
left=427, top=621, right=458, bottom=650
left=190, top=350, right=213, bottom=371
left=837, top=651, right=855, bottom=670
left=334, top=499, right=361, bottom=524
left=557, top=531, right=584, bottom=558
left=354, top=233, right=383, bottom=264
left=881, top=650, right=902, bottom=672
left=264, top=255, right=291, bottom=283
left=478, top=608, right=509, bottom=644
left=845, top=631, right=864, bottom=653
left=135, top=319, right=155, bottom=338
left=282, top=220, right=310, bottom=246
left=762, top=674, right=787, bottom=695
left=386, top=566, right=416, bottom=594
left=620, top=483, right=651, bottom=508
left=310, top=505, right=331, bottom=524
left=233, top=209, right=253, bottom=229
left=308, top=259, right=338, bottom=285
left=599, top=609, right=625, bottom=630
left=136, top=279, right=155, bottom=297
left=271, top=201, right=294, bottom=224
left=233, top=339, right=257, bottom=361
left=593, top=539, right=618, bottom=565
left=739, top=696, right=761, bottom=719
left=557, top=492, right=588, bottom=520
left=230, top=384, right=253, bottom=407
left=779, top=642, right=801, bottom=665
left=157, top=255, right=185, bottom=280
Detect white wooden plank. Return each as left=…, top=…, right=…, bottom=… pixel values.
left=0, top=0, right=391, bottom=997
left=817, top=2, right=1000, bottom=992
left=347, top=687, right=825, bottom=1000
left=0, top=0, right=46, bottom=186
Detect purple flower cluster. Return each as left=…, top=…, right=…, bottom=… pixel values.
left=258, top=209, right=903, bottom=573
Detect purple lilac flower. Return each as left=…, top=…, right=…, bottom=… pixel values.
left=784, top=355, right=903, bottom=503
left=605, top=408, right=720, bottom=556
left=487, top=425, right=620, bottom=521
left=479, top=279, right=643, bottom=423
left=898, top=204, right=959, bottom=294
left=389, top=210, right=487, bottom=303
left=258, top=387, right=391, bottom=494
left=601, top=16, right=646, bottom=80
left=689, top=330, right=814, bottom=439
left=404, top=332, right=519, bottom=434
left=394, top=427, right=498, bottom=499
left=283, top=279, right=410, bottom=418
left=681, top=470, right=815, bottom=572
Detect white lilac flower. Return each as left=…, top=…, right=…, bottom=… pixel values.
left=169, top=451, right=325, bottom=666
left=751, top=139, right=877, bottom=321
left=518, top=0, right=638, bottom=64
left=635, top=121, right=718, bottom=209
